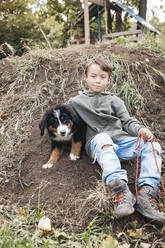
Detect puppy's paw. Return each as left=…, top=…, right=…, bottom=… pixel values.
left=42, top=163, right=54, bottom=169
left=69, top=153, right=80, bottom=161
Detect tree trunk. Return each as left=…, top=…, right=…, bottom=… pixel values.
left=139, top=0, right=147, bottom=19
left=105, top=0, right=112, bottom=33
left=137, top=0, right=147, bottom=30
left=107, top=7, right=112, bottom=32
left=115, top=10, right=122, bottom=32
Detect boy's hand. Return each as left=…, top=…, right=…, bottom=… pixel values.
left=138, top=128, right=154, bottom=143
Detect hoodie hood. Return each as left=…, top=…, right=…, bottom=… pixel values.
left=79, top=90, right=113, bottom=97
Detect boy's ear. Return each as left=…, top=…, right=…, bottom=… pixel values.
left=84, top=75, right=87, bottom=81
left=108, top=77, right=111, bottom=83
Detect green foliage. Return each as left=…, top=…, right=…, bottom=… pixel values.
left=137, top=31, right=165, bottom=52
left=46, top=0, right=83, bottom=41
left=0, top=0, right=41, bottom=58
left=116, top=36, right=127, bottom=45
left=40, top=16, right=66, bottom=48
left=0, top=209, right=56, bottom=248
left=0, top=0, right=164, bottom=60
left=150, top=16, right=165, bottom=34
left=122, top=13, right=132, bottom=31
left=45, top=0, right=63, bottom=23
left=90, top=16, right=106, bottom=43
left=120, top=81, right=144, bottom=111
left=62, top=0, right=82, bottom=23
left=123, top=0, right=140, bottom=8
left=0, top=0, right=34, bottom=17
left=0, top=0, right=85, bottom=57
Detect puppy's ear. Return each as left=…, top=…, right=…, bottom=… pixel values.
left=39, top=111, right=50, bottom=136
left=70, top=109, right=80, bottom=131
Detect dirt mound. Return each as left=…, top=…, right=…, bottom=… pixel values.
left=0, top=44, right=165, bottom=231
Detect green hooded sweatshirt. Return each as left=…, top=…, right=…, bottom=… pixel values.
left=69, top=91, right=144, bottom=157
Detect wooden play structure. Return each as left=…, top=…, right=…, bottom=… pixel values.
left=69, top=0, right=161, bottom=45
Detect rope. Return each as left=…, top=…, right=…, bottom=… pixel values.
left=134, top=135, right=143, bottom=204
left=135, top=135, right=165, bottom=204
left=97, top=0, right=101, bottom=42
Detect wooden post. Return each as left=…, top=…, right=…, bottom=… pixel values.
left=70, top=23, right=73, bottom=40
left=84, top=0, right=90, bottom=44
left=104, top=0, right=108, bottom=34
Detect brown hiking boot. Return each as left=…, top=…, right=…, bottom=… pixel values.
left=108, top=179, right=136, bottom=218
left=135, top=186, right=165, bottom=223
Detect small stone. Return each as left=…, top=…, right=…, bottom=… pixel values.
left=38, top=216, right=51, bottom=231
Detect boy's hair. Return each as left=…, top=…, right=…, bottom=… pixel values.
left=85, top=57, right=112, bottom=77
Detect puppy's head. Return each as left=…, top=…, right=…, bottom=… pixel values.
left=39, top=104, right=79, bottom=140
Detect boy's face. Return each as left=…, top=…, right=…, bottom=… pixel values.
left=84, top=63, right=111, bottom=93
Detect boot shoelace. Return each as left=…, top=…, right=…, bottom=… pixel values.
left=149, top=195, right=159, bottom=210
left=113, top=191, right=125, bottom=206
left=140, top=186, right=159, bottom=210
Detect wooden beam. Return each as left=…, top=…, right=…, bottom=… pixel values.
left=103, top=29, right=142, bottom=39
left=84, top=0, right=90, bottom=44
left=89, top=0, right=105, bottom=6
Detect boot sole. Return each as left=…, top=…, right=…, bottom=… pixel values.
left=135, top=203, right=165, bottom=223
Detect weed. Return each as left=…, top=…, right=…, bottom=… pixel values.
left=107, top=58, right=145, bottom=115
left=137, top=31, right=165, bottom=53
left=120, top=81, right=144, bottom=112
left=116, top=36, right=127, bottom=46
left=77, top=179, right=112, bottom=220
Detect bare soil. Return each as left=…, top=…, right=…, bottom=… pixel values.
left=0, top=44, right=165, bottom=237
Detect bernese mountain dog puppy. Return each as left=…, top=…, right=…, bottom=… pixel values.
left=39, top=104, right=86, bottom=169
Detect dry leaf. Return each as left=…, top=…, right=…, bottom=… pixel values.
left=0, top=126, right=5, bottom=135
left=161, top=224, right=165, bottom=233
left=19, top=207, right=27, bottom=218
left=38, top=216, right=51, bottom=232
left=0, top=113, right=5, bottom=121
left=127, top=228, right=143, bottom=238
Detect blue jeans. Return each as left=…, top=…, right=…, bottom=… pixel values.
left=89, top=133, right=162, bottom=188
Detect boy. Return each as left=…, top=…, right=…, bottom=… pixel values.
left=69, top=57, right=165, bottom=223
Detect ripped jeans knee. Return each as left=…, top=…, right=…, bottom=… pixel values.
left=89, top=133, right=127, bottom=184
left=89, top=133, right=118, bottom=163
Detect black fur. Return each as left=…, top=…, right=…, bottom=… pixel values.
left=39, top=104, right=80, bottom=136
left=39, top=104, right=86, bottom=167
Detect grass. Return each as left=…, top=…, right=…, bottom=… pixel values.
left=0, top=208, right=56, bottom=248
left=0, top=205, right=115, bottom=248
left=77, top=179, right=113, bottom=220
left=111, top=31, right=165, bottom=57
left=137, top=32, right=165, bottom=54
left=106, top=57, right=145, bottom=115
left=1, top=204, right=164, bottom=248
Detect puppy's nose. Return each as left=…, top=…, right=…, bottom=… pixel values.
left=60, top=131, right=66, bottom=136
